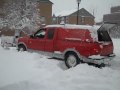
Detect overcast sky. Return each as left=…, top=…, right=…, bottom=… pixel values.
left=50, top=0, right=120, bottom=22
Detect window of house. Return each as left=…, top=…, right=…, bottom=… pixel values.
left=65, top=16, right=69, bottom=23
left=47, top=28, right=55, bottom=40
left=61, top=17, right=65, bottom=21
left=81, top=16, right=85, bottom=23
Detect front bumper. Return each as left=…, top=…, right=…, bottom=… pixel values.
left=86, top=54, right=116, bottom=65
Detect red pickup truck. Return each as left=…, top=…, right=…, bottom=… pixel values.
left=17, top=24, right=115, bottom=68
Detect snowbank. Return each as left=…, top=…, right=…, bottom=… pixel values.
left=0, top=38, right=120, bottom=90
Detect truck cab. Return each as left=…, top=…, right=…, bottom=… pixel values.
left=18, top=27, right=56, bottom=52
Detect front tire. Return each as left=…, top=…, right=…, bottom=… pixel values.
left=18, top=45, right=26, bottom=51
left=65, top=52, right=81, bottom=68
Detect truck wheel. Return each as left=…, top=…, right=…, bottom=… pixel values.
left=65, top=52, right=81, bottom=68
left=18, top=45, right=26, bottom=51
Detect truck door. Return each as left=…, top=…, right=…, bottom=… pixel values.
left=44, top=28, right=55, bottom=52
left=97, top=23, right=116, bottom=56
left=28, top=29, right=46, bottom=51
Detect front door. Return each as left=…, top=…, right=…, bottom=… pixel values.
left=28, top=29, right=46, bottom=51
left=44, top=28, right=55, bottom=52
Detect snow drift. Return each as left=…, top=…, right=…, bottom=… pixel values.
left=0, top=38, right=120, bottom=90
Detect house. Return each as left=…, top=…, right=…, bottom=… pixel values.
left=38, top=0, right=53, bottom=25
left=103, top=6, right=120, bottom=25
left=53, top=8, right=95, bottom=25
left=103, top=6, right=120, bottom=38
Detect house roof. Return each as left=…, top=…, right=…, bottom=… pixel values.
left=39, top=0, right=53, bottom=4
left=55, top=8, right=94, bottom=18
left=55, top=9, right=77, bottom=17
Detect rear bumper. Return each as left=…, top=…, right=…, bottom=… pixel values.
left=87, top=54, right=116, bottom=65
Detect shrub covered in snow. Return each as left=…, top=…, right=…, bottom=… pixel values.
left=0, top=0, right=41, bottom=33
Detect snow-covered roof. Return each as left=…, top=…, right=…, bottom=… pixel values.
left=55, top=9, right=77, bottom=17
left=55, top=8, right=94, bottom=18
left=39, top=0, right=53, bottom=4
left=46, top=24, right=100, bottom=31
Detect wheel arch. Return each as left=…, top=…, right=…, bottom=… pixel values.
left=63, top=48, right=82, bottom=59
left=17, top=42, right=27, bottom=50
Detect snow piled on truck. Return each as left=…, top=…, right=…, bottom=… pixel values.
left=46, top=24, right=100, bottom=42
left=46, top=24, right=100, bottom=31
left=0, top=38, right=120, bottom=90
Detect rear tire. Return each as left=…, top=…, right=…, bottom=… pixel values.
left=96, top=63, right=105, bottom=68
left=18, top=45, right=26, bottom=51
left=65, top=52, right=81, bottom=68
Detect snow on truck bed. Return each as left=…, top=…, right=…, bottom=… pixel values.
left=0, top=38, right=120, bottom=90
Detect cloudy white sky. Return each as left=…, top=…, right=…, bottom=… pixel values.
left=50, top=0, right=120, bottom=22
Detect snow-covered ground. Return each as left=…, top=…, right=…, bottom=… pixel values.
left=0, top=38, right=120, bottom=90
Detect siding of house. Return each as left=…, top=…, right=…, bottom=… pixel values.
left=103, top=6, right=120, bottom=25
left=68, top=16, right=94, bottom=25
left=55, top=8, right=95, bottom=25
left=104, top=13, right=120, bottom=24
left=0, top=29, right=15, bottom=36
left=38, top=1, right=52, bottom=25
left=68, top=16, right=77, bottom=24
left=103, top=6, right=120, bottom=38
left=111, top=6, right=120, bottom=13
left=83, top=16, right=95, bottom=25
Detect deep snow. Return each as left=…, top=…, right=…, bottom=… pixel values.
left=0, top=38, right=120, bottom=90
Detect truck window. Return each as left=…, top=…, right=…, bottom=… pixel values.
left=97, top=30, right=112, bottom=41
left=97, top=23, right=115, bottom=42
left=34, top=29, right=46, bottom=38
left=47, top=28, right=55, bottom=40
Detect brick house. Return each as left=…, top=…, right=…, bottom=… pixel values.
left=103, top=6, right=120, bottom=25
left=38, top=0, right=53, bottom=25
left=103, top=6, right=120, bottom=38
left=53, top=8, right=95, bottom=25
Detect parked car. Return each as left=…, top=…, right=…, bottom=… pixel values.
left=1, top=35, right=18, bottom=48
left=17, top=24, right=115, bottom=68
